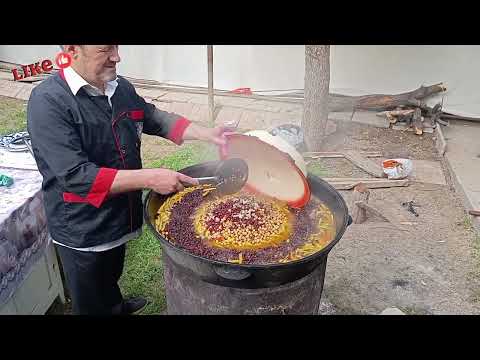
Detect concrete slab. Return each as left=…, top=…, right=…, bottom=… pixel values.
left=328, top=111, right=390, bottom=128
left=410, top=160, right=446, bottom=186
left=169, top=102, right=210, bottom=124
left=0, top=71, right=13, bottom=81
left=435, top=124, right=447, bottom=155
left=213, top=96, right=256, bottom=108
left=183, top=93, right=209, bottom=105
left=135, top=87, right=168, bottom=99
left=215, top=106, right=244, bottom=128
left=150, top=100, right=173, bottom=112
left=159, top=92, right=196, bottom=103
left=442, top=120, right=480, bottom=231
left=352, top=111, right=390, bottom=128
left=215, top=106, right=301, bottom=131
left=231, top=99, right=294, bottom=113
left=0, top=80, right=24, bottom=98
left=15, top=84, right=34, bottom=101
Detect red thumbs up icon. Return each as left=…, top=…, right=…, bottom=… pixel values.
left=55, top=52, right=72, bottom=69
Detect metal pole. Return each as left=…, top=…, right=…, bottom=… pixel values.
left=207, top=45, right=214, bottom=125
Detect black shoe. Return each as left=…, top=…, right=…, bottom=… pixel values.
left=121, top=297, right=148, bottom=314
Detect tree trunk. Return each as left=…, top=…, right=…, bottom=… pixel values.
left=302, top=45, right=330, bottom=151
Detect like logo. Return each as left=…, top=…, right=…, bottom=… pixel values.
left=55, top=52, right=72, bottom=69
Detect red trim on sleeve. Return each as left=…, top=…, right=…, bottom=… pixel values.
left=63, top=168, right=118, bottom=208
left=128, top=110, right=144, bottom=121
left=168, top=117, right=191, bottom=145
left=62, top=192, right=86, bottom=203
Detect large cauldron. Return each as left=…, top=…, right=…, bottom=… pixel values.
left=144, top=161, right=351, bottom=314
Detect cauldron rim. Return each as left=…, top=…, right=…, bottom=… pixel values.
left=143, top=161, right=350, bottom=270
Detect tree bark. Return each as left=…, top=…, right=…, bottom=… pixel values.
left=302, top=45, right=330, bottom=151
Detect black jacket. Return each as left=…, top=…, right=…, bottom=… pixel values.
left=27, top=70, right=191, bottom=248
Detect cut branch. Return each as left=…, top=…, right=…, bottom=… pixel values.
left=328, top=83, right=446, bottom=112
left=350, top=183, right=370, bottom=224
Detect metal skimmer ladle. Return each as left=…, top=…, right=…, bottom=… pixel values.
left=184, top=158, right=249, bottom=195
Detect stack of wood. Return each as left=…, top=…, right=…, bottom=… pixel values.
left=366, top=83, right=480, bottom=135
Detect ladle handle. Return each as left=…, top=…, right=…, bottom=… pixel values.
left=182, top=176, right=219, bottom=187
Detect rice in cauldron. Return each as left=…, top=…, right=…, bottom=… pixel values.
left=155, top=185, right=335, bottom=265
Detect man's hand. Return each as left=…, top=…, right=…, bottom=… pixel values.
left=144, top=168, right=199, bottom=194
left=182, top=123, right=234, bottom=146
left=110, top=168, right=199, bottom=196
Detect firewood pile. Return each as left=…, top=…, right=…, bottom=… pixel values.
left=376, top=102, right=448, bottom=136
left=368, top=83, right=480, bottom=136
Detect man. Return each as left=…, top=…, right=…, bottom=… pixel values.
left=27, top=45, right=229, bottom=315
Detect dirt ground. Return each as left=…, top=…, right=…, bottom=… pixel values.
left=314, top=122, right=480, bottom=314
left=46, top=120, right=480, bottom=315
left=139, top=121, right=480, bottom=315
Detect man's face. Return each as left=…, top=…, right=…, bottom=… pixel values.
left=66, top=45, right=121, bottom=85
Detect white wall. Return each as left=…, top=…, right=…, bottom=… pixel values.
left=116, top=45, right=166, bottom=81
left=1, top=45, right=479, bottom=116
left=0, top=45, right=59, bottom=64
left=330, top=45, right=480, bottom=117
left=0, top=45, right=304, bottom=90
left=163, top=45, right=206, bottom=87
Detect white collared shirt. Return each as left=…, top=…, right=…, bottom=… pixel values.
left=62, top=66, right=119, bottom=107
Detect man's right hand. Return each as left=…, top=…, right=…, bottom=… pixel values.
left=143, top=168, right=199, bottom=194
left=110, top=168, right=199, bottom=196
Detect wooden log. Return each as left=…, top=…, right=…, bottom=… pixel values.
left=468, top=210, right=480, bottom=217
left=328, top=179, right=409, bottom=190
left=355, top=199, right=412, bottom=232
left=376, top=109, right=415, bottom=118
left=328, top=83, right=446, bottom=112
left=409, top=101, right=480, bottom=124
left=412, top=108, right=424, bottom=135
left=343, top=150, right=385, bottom=178
left=350, top=183, right=370, bottom=224
left=302, top=151, right=382, bottom=159
left=323, top=177, right=387, bottom=182
left=356, top=201, right=388, bottom=222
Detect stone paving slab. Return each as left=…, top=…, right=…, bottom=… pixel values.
left=410, top=160, right=447, bottom=186
left=0, top=80, right=26, bottom=98
left=442, top=120, right=480, bottom=232
left=352, top=111, right=390, bottom=128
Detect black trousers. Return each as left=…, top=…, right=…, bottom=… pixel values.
left=55, top=244, right=126, bottom=315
